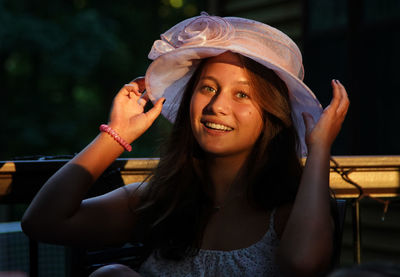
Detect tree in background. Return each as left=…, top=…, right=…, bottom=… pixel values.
left=0, top=0, right=203, bottom=160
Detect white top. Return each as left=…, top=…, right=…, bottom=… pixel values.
left=139, top=209, right=281, bottom=277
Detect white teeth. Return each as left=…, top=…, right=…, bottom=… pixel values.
left=205, top=122, right=233, bottom=131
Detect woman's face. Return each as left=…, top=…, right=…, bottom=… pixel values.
left=190, top=52, right=264, bottom=159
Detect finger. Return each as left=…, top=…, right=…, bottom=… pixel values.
left=121, top=77, right=146, bottom=98
left=137, top=91, right=150, bottom=107
left=131, top=76, right=146, bottom=93
left=123, top=84, right=142, bottom=98
left=302, top=112, right=315, bottom=135
left=145, top=97, right=166, bottom=123
left=329, top=79, right=342, bottom=111
left=336, top=80, right=350, bottom=116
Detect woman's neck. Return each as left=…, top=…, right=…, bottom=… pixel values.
left=205, top=153, right=248, bottom=203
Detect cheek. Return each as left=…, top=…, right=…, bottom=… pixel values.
left=237, top=107, right=264, bottom=141
left=189, top=97, right=196, bottom=127
left=190, top=93, right=204, bottom=127
left=236, top=106, right=263, bottom=128
left=190, top=93, right=208, bottom=117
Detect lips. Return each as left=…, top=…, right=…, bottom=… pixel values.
left=203, top=121, right=233, bottom=131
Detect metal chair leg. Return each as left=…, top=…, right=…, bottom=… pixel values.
left=352, top=199, right=361, bottom=264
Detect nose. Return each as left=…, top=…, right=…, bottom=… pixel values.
left=204, top=91, right=231, bottom=115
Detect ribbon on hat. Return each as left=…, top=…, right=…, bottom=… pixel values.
left=148, top=12, right=234, bottom=60
left=149, top=40, right=175, bottom=59
left=176, top=12, right=234, bottom=47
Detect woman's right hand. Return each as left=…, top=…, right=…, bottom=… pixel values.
left=107, top=77, right=166, bottom=144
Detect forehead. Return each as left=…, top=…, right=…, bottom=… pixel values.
left=199, top=52, right=250, bottom=81
left=203, top=51, right=244, bottom=69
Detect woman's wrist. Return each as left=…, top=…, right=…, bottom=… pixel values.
left=99, top=124, right=132, bottom=152
left=107, top=121, right=140, bottom=144
left=306, top=144, right=331, bottom=162
left=71, top=131, right=126, bottom=179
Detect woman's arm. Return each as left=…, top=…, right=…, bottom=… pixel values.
left=277, top=80, right=349, bottom=276
left=21, top=78, right=165, bottom=247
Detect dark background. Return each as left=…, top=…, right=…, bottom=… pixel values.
left=1, top=0, right=399, bottom=160
left=304, top=0, right=400, bottom=155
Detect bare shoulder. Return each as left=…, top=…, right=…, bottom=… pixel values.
left=273, top=203, right=293, bottom=239
left=124, top=181, right=148, bottom=195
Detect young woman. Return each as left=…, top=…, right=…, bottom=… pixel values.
left=22, top=13, right=349, bottom=277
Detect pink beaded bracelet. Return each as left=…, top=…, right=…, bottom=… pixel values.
left=99, top=124, right=132, bottom=152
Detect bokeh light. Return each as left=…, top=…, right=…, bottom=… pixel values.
left=169, top=0, right=183, bottom=9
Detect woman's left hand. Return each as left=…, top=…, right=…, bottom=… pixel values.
left=302, top=79, right=350, bottom=152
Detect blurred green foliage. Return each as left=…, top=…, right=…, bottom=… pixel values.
left=0, top=0, right=204, bottom=160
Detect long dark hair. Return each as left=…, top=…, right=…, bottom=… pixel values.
left=134, top=53, right=303, bottom=260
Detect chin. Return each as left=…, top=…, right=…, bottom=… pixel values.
left=200, top=146, right=239, bottom=157
left=197, top=141, right=227, bottom=153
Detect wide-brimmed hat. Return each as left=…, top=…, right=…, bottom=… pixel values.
left=145, top=12, right=322, bottom=156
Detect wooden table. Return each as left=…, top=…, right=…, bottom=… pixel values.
left=2, top=156, right=399, bottom=200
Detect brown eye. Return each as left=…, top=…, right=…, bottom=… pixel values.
left=236, top=91, right=249, bottom=99
left=202, top=86, right=216, bottom=93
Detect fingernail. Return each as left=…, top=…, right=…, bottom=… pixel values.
left=336, top=79, right=341, bottom=84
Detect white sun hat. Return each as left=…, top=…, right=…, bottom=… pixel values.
left=144, top=12, right=322, bottom=156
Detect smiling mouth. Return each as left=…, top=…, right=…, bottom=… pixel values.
left=203, top=122, right=233, bottom=131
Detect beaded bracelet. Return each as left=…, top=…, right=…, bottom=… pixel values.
left=99, top=124, right=132, bottom=152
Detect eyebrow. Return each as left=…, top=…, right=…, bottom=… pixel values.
left=236, top=80, right=250, bottom=86
left=199, top=76, right=250, bottom=86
